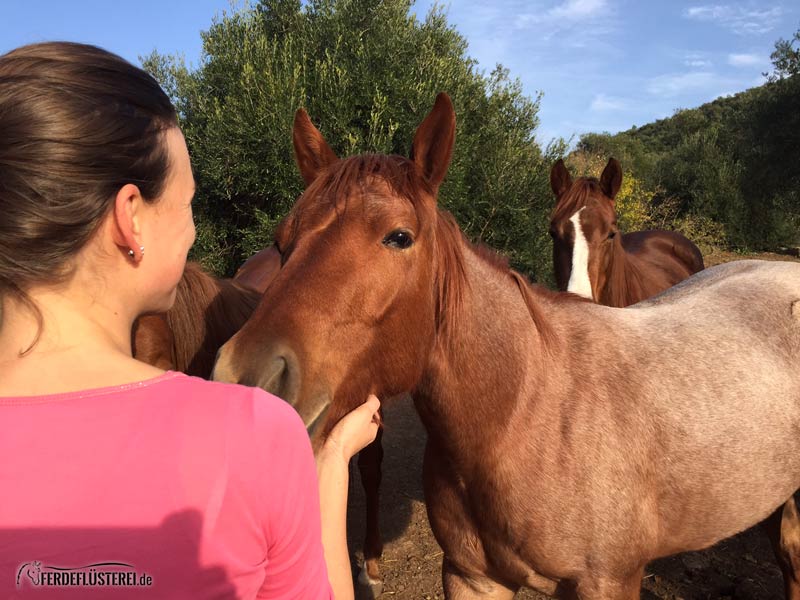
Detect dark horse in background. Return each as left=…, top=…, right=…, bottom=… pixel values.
left=132, top=260, right=265, bottom=376
left=133, top=244, right=283, bottom=376
left=549, top=158, right=704, bottom=307
left=213, top=93, right=800, bottom=599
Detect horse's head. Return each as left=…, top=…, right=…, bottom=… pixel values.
left=548, top=157, right=622, bottom=299
left=213, top=94, right=457, bottom=439
left=25, top=561, right=42, bottom=585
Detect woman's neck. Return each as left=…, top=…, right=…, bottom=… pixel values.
left=0, top=276, right=160, bottom=396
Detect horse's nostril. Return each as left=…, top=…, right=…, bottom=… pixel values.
left=262, top=356, right=287, bottom=395
left=259, top=351, right=300, bottom=406
left=211, top=345, right=238, bottom=383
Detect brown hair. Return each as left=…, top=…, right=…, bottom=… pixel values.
left=0, top=42, right=178, bottom=348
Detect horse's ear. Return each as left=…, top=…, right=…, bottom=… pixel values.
left=410, top=93, right=456, bottom=195
left=550, top=159, right=572, bottom=197
left=293, top=109, right=338, bottom=187
left=600, top=157, right=623, bottom=200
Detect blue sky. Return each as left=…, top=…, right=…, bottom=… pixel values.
left=2, top=0, right=798, bottom=145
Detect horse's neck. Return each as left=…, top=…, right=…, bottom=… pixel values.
left=415, top=247, right=551, bottom=465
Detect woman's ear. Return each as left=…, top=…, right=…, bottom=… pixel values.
left=112, top=183, right=145, bottom=261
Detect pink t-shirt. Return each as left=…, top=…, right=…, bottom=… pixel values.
left=0, top=372, right=333, bottom=599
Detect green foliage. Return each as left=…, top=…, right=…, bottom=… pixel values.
left=653, top=127, right=746, bottom=247
left=766, top=26, right=800, bottom=82
left=142, top=0, right=558, bottom=281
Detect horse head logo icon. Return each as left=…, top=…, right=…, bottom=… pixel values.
left=16, top=561, right=42, bottom=587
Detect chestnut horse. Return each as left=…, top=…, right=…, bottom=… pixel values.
left=213, top=93, right=800, bottom=599
left=549, top=158, right=704, bottom=307
left=132, top=261, right=263, bottom=377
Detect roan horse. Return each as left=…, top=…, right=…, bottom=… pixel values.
left=549, top=158, right=704, bottom=307
left=213, top=93, right=800, bottom=599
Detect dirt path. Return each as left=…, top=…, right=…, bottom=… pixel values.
left=345, top=252, right=800, bottom=600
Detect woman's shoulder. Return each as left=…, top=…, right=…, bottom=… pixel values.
left=153, top=372, right=305, bottom=440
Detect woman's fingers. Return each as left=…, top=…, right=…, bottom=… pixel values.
left=326, top=395, right=382, bottom=461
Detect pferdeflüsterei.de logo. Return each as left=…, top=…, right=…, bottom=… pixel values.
left=16, top=561, right=153, bottom=589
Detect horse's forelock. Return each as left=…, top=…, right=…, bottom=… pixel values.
left=296, top=154, right=434, bottom=220
left=551, top=178, right=605, bottom=225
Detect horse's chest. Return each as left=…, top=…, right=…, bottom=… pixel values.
left=424, top=448, right=574, bottom=586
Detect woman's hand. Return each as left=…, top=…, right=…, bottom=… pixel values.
left=321, top=395, right=381, bottom=463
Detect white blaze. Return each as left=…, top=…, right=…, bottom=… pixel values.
left=567, top=208, right=593, bottom=299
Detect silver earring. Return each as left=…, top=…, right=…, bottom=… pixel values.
left=128, top=246, right=144, bottom=259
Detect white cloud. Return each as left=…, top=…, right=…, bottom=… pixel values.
left=683, top=4, right=782, bottom=35
left=590, top=93, right=628, bottom=111
left=516, top=0, right=609, bottom=27
left=647, top=71, right=725, bottom=97
left=684, top=5, right=725, bottom=19
left=549, top=0, right=608, bottom=20
left=683, top=51, right=713, bottom=68
left=727, top=52, right=763, bottom=66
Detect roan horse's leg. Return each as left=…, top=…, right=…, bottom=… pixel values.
left=442, top=558, right=517, bottom=600
left=357, top=428, right=384, bottom=592
left=573, top=569, right=644, bottom=600
left=762, top=494, right=800, bottom=600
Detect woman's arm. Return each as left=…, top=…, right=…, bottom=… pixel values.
left=316, top=396, right=381, bottom=600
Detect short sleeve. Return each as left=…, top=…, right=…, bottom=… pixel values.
left=252, top=390, right=333, bottom=599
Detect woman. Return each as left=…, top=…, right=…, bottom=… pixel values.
left=0, top=42, right=378, bottom=598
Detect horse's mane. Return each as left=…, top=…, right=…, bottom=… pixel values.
left=602, top=242, right=650, bottom=308
left=551, top=177, right=604, bottom=225
left=166, top=263, right=262, bottom=376
left=435, top=211, right=557, bottom=349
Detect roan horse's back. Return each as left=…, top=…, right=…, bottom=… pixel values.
left=631, top=259, right=799, bottom=309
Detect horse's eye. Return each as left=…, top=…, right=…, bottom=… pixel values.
left=383, top=230, right=414, bottom=250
